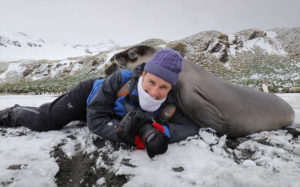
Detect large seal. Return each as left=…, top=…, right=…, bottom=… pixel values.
left=110, top=45, right=295, bottom=137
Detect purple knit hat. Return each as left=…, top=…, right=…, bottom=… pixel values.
left=144, top=49, right=182, bottom=85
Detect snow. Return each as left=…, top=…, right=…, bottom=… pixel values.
left=0, top=42, right=88, bottom=61
left=0, top=32, right=120, bottom=62
left=0, top=129, right=62, bottom=186
left=0, top=94, right=299, bottom=186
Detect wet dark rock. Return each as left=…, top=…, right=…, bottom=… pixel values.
left=121, top=158, right=137, bottom=168
left=285, top=127, right=300, bottom=138
left=23, top=68, right=34, bottom=77
left=92, top=59, right=99, bottom=66
left=0, top=128, right=8, bottom=136
left=219, top=51, right=228, bottom=62
left=236, top=148, right=256, bottom=161
left=56, top=64, right=62, bottom=68
left=210, top=42, right=223, bottom=53
left=12, top=41, right=21, bottom=47
left=62, top=69, right=71, bottom=73
left=92, top=137, right=107, bottom=148
left=225, top=138, right=243, bottom=149
left=273, top=167, right=280, bottom=173
left=248, top=30, right=267, bottom=40
left=1, top=178, right=14, bottom=186
left=85, top=49, right=92, bottom=54
left=27, top=42, right=32, bottom=47
left=67, top=134, right=76, bottom=140
left=172, top=167, right=184, bottom=172
left=7, top=164, right=27, bottom=170
left=0, top=42, right=7, bottom=47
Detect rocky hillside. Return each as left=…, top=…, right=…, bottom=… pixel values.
left=166, top=28, right=299, bottom=90
left=0, top=28, right=299, bottom=93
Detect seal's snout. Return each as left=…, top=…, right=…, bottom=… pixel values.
left=111, top=53, right=128, bottom=69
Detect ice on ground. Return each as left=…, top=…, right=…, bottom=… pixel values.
left=0, top=94, right=58, bottom=109
left=278, top=93, right=300, bottom=124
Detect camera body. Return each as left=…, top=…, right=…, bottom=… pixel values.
left=116, top=109, right=169, bottom=158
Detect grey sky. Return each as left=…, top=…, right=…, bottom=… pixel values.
left=0, top=0, right=299, bottom=46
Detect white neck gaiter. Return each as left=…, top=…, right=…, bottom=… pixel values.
left=137, top=76, right=167, bottom=112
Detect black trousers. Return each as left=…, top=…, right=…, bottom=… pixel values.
left=11, top=78, right=99, bottom=131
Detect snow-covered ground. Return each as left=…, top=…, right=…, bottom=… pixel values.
left=0, top=94, right=299, bottom=186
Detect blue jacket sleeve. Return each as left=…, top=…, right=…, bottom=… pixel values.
left=167, top=109, right=200, bottom=143
left=86, top=71, right=123, bottom=142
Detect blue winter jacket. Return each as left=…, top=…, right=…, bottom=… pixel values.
left=86, top=64, right=199, bottom=143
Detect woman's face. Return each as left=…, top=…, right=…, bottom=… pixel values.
left=141, top=71, right=172, bottom=100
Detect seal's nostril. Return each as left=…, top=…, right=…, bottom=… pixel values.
left=117, top=56, right=127, bottom=63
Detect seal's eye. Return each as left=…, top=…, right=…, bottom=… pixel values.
left=128, top=52, right=137, bottom=59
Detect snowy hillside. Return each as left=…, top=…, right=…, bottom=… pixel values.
left=0, top=28, right=299, bottom=94
left=228, top=29, right=287, bottom=56
left=0, top=32, right=120, bottom=61
left=0, top=94, right=299, bottom=186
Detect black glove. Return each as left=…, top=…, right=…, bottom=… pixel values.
left=139, top=123, right=169, bottom=158
left=116, top=110, right=153, bottom=145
